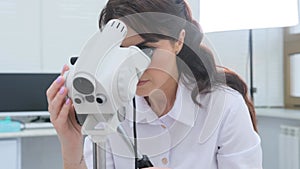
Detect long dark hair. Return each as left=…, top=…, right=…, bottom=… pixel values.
left=98, top=0, right=257, bottom=132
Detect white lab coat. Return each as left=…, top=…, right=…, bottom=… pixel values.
left=84, top=83, right=263, bottom=169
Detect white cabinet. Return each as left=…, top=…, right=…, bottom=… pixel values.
left=0, top=129, right=61, bottom=169
left=257, top=108, right=300, bottom=169
left=0, top=139, right=20, bottom=169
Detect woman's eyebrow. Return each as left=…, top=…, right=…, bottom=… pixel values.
left=120, top=41, right=147, bottom=48
left=135, top=41, right=148, bottom=47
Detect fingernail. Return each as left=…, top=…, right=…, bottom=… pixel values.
left=66, top=98, right=70, bottom=105
left=59, top=87, right=65, bottom=95
left=56, top=76, right=62, bottom=84
left=62, top=64, right=69, bottom=72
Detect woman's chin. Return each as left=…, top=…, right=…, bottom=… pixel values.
left=136, top=87, right=150, bottom=97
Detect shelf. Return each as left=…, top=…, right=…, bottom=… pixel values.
left=0, top=111, right=50, bottom=117
left=0, top=108, right=299, bottom=139
left=0, top=128, right=56, bottom=139
left=256, top=108, right=300, bottom=120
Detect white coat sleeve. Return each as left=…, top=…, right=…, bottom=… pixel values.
left=216, top=93, right=263, bottom=169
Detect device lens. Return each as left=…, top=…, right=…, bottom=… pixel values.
left=73, top=77, right=94, bottom=95
left=141, top=47, right=154, bottom=58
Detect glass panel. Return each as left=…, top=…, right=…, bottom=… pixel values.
left=290, top=53, right=300, bottom=97
left=288, top=0, right=300, bottom=34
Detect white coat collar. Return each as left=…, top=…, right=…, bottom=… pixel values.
left=126, top=81, right=197, bottom=127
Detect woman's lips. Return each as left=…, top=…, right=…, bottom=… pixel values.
left=137, top=80, right=149, bottom=86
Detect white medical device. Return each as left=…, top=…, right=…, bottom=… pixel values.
left=65, top=19, right=150, bottom=138
left=64, top=19, right=152, bottom=169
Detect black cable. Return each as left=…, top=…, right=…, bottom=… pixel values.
left=249, top=29, right=254, bottom=102
left=133, top=97, right=138, bottom=169
left=93, top=142, right=98, bottom=169
left=29, top=116, right=41, bottom=122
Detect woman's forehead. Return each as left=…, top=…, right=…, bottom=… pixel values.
left=121, top=35, right=144, bottom=47
left=121, top=26, right=144, bottom=47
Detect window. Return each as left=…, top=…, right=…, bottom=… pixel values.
left=284, top=22, right=300, bottom=108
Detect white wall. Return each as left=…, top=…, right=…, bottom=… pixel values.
left=41, top=0, right=107, bottom=72
left=0, top=0, right=107, bottom=73
left=0, top=0, right=289, bottom=107
left=0, top=0, right=41, bottom=72
left=188, top=0, right=285, bottom=107
left=205, top=29, right=284, bottom=107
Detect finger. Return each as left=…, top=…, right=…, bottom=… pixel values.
left=56, top=98, right=72, bottom=125
left=50, top=86, right=68, bottom=121
left=47, top=64, right=69, bottom=103
left=68, top=106, right=82, bottom=131
left=46, top=75, right=65, bottom=103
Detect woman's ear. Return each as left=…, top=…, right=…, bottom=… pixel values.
left=175, top=29, right=186, bottom=54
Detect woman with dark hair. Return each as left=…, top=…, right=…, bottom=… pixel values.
left=46, top=0, right=262, bottom=169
